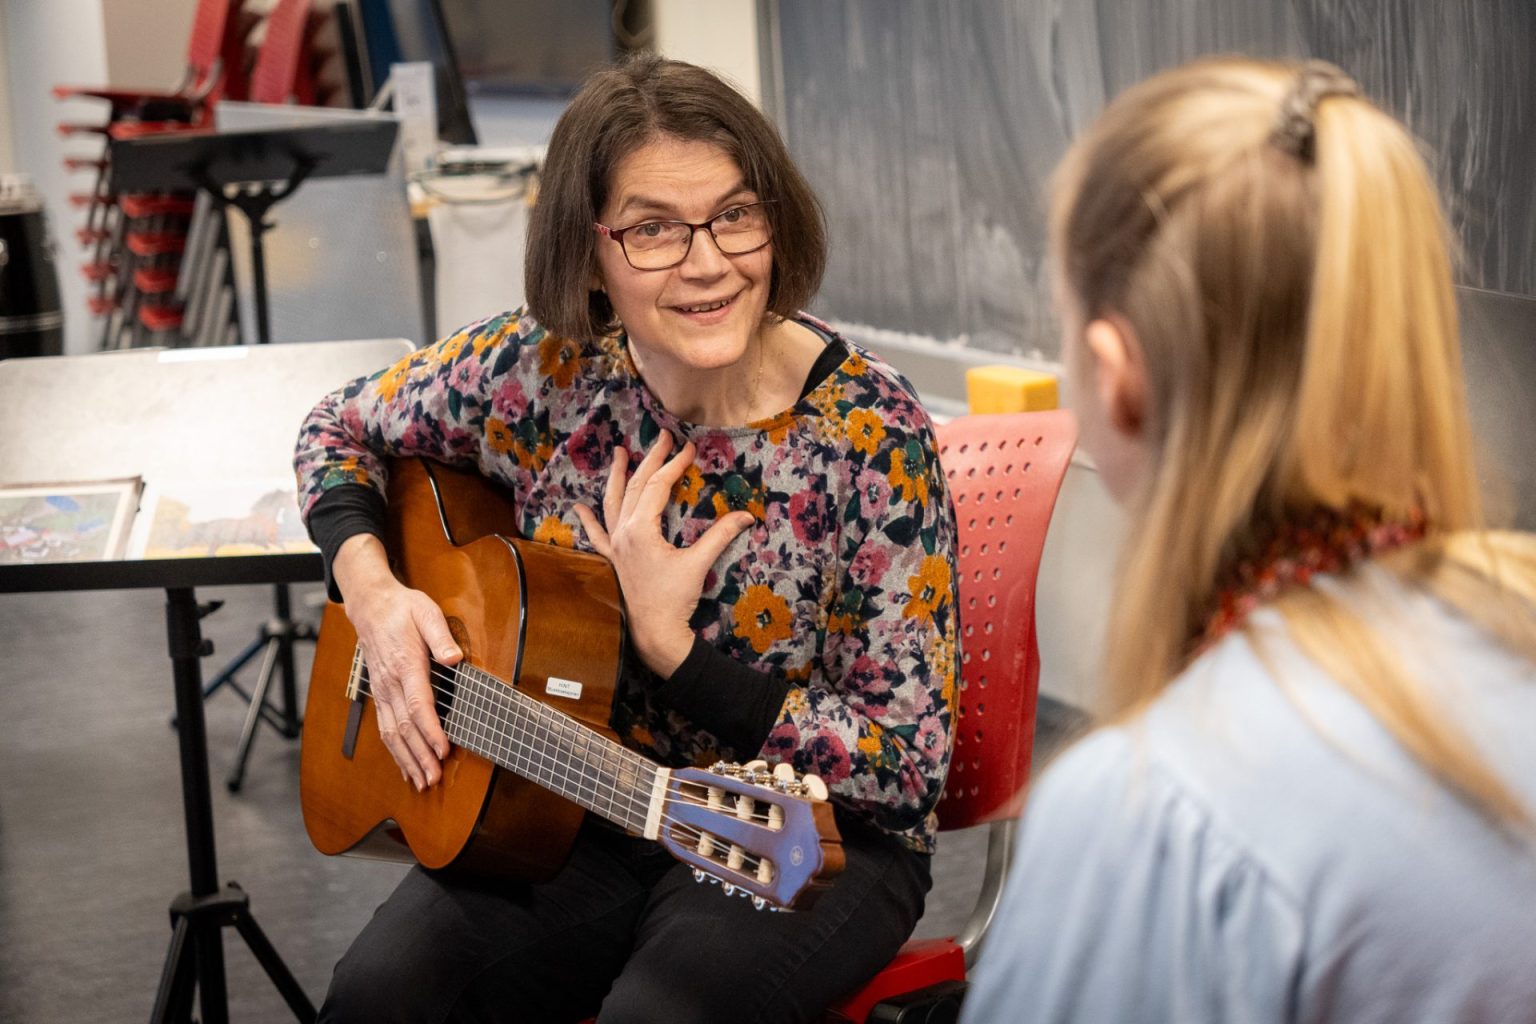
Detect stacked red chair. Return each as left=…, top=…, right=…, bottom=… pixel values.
left=122, top=0, right=319, bottom=344
left=53, top=0, right=251, bottom=346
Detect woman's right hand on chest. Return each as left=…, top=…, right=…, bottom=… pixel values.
left=333, top=533, right=463, bottom=790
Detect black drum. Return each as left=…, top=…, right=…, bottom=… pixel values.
left=0, top=177, right=65, bottom=360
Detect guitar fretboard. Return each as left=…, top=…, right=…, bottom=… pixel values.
left=441, top=662, right=660, bottom=835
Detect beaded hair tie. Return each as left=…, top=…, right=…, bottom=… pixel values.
left=1269, top=59, right=1361, bottom=163
left=1193, top=502, right=1430, bottom=653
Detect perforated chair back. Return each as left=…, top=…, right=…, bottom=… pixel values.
left=933, top=409, right=1076, bottom=830
left=248, top=0, right=313, bottom=105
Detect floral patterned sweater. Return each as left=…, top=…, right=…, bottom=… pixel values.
left=293, top=308, right=960, bottom=851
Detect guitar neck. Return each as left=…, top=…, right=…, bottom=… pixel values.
left=443, top=661, right=667, bottom=837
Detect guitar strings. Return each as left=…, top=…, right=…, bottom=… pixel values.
left=414, top=662, right=787, bottom=829
left=351, top=663, right=792, bottom=875
left=418, top=665, right=785, bottom=862
left=376, top=666, right=782, bottom=879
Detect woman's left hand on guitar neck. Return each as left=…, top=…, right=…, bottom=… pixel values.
left=574, top=431, right=754, bottom=678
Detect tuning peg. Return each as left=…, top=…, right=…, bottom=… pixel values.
left=743, top=759, right=769, bottom=773
left=692, top=868, right=707, bottom=885
left=802, top=774, right=829, bottom=801
left=772, top=762, right=796, bottom=783
left=722, top=882, right=736, bottom=896
left=752, top=896, right=768, bottom=911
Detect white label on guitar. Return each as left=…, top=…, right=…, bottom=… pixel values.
left=545, top=677, right=583, bottom=700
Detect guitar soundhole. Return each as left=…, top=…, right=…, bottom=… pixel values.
left=446, top=617, right=473, bottom=662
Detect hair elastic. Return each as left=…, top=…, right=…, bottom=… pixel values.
left=1269, top=59, right=1361, bottom=162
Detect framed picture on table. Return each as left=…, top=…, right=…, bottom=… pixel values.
left=0, top=478, right=144, bottom=564
left=125, top=478, right=317, bottom=560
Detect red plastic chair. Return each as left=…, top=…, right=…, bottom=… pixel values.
left=58, top=0, right=251, bottom=336
left=112, top=0, right=316, bottom=344
left=824, top=408, right=1078, bottom=1023
left=54, top=0, right=249, bottom=135
left=246, top=0, right=318, bottom=106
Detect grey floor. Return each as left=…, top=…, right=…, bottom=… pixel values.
left=0, top=584, right=999, bottom=1023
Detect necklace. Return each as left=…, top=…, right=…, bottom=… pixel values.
left=1192, top=502, right=1430, bottom=653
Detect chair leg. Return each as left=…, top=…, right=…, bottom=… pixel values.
left=226, top=636, right=282, bottom=792
left=954, top=819, right=1015, bottom=968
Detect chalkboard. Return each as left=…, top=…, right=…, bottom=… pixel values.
left=774, top=0, right=1536, bottom=358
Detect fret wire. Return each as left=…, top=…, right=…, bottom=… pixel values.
left=465, top=664, right=493, bottom=761
left=464, top=667, right=506, bottom=772
left=533, top=693, right=557, bottom=794
left=445, top=662, right=462, bottom=745
left=507, top=683, right=538, bottom=779
left=556, top=721, right=589, bottom=806
left=524, top=695, right=556, bottom=794
left=575, top=727, right=600, bottom=815
left=479, top=667, right=524, bottom=777
left=442, top=662, right=466, bottom=748
left=631, top=752, right=655, bottom=835
left=600, top=738, right=619, bottom=824
left=488, top=670, right=519, bottom=772
left=452, top=666, right=476, bottom=750
left=546, top=709, right=574, bottom=801
left=569, top=718, right=596, bottom=810
left=471, top=668, right=505, bottom=769
left=523, top=686, right=561, bottom=798
left=454, top=664, right=653, bottom=830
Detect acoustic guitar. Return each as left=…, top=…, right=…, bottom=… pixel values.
left=299, top=458, right=844, bottom=911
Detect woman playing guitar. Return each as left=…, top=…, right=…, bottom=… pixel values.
left=294, top=56, right=959, bottom=1023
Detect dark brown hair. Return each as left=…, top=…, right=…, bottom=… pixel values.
left=525, top=54, right=826, bottom=342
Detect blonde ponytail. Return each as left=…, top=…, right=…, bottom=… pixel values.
left=1053, top=57, right=1536, bottom=829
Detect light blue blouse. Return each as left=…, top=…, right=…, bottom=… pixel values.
left=962, top=566, right=1536, bottom=1023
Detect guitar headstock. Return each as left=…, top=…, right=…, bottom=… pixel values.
left=657, top=759, right=845, bottom=911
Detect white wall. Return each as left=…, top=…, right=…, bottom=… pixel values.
left=3, top=0, right=111, bottom=354
left=0, top=2, right=17, bottom=173
left=101, top=0, right=195, bottom=90
left=652, top=0, right=761, bottom=107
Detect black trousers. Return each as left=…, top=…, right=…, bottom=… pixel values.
left=318, top=814, right=932, bottom=1024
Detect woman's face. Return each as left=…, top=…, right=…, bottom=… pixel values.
left=594, top=136, right=774, bottom=375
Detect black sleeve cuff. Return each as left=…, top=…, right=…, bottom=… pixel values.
left=305, top=484, right=388, bottom=602
left=654, top=637, right=794, bottom=759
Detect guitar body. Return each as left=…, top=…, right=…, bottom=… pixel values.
left=300, top=458, right=626, bottom=881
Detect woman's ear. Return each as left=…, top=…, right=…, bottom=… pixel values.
left=1083, top=317, right=1148, bottom=440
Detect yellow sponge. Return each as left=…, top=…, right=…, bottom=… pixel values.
left=965, top=365, right=1059, bottom=414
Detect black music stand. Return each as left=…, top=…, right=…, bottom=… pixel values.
left=110, top=118, right=400, bottom=791
left=0, top=338, right=414, bottom=1024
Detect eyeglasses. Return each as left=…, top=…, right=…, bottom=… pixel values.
left=594, top=201, right=776, bottom=271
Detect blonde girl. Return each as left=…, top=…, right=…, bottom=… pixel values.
left=963, top=57, right=1536, bottom=1024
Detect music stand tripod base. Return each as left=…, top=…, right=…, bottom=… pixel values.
left=159, top=587, right=316, bottom=1024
